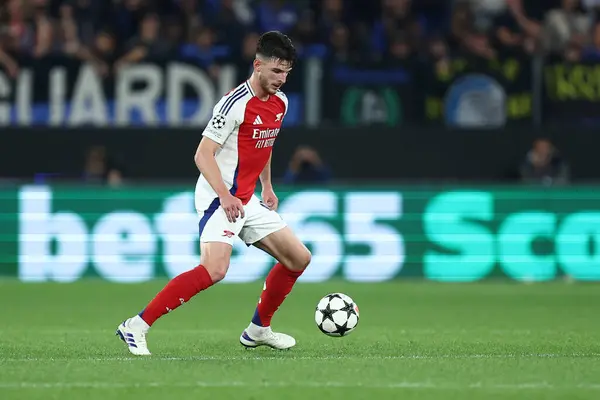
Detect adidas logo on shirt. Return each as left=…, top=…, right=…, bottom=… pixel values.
left=253, top=115, right=263, bottom=125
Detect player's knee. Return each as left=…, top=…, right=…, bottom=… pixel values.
left=202, top=255, right=230, bottom=282
left=300, top=247, right=312, bottom=269
left=204, top=260, right=229, bottom=283
left=211, top=269, right=227, bottom=283
left=289, top=246, right=311, bottom=271
left=200, top=242, right=232, bottom=283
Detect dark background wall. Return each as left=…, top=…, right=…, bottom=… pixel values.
left=2, top=125, right=598, bottom=183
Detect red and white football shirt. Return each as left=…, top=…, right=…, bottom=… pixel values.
left=196, top=80, right=288, bottom=206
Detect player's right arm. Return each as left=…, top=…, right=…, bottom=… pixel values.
left=194, top=137, right=231, bottom=199
left=194, top=101, right=245, bottom=223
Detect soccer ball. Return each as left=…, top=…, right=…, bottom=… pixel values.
left=314, top=293, right=359, bottom=337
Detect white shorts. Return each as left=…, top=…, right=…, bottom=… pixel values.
left=196, top=194, right=287, bottom=246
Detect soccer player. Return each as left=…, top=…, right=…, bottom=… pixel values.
left=115, top=31, right=311, bottom=356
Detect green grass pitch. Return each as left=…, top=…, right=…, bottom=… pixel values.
left=1, top=280, right=599, bottom=400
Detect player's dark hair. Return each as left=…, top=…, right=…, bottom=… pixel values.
left=256, top=31, right=296, bottom=66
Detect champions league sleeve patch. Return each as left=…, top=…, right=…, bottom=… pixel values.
left=210, top=114, right=227, bottom=130
left=203, top=113, right=231, bottom=144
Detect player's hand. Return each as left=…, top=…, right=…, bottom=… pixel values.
left=220, top=193, right=245, bottom=223
left=261, top=188, right=279, bottom=211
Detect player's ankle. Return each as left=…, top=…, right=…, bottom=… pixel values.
left=247, top=322, right=270, bottom=336
left=131, top=315, right=151, bottom=331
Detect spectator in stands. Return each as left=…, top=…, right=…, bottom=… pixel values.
left=3, top=0, right=34, bottom=58
left=327, top=22, right=358, bottom=64
left=82, top=145, right=125, bottom=187
left=506, top=0, right=544, bottom=41
left=488, top=0, right=544, bottom=55
left=115, top=12, right=172, bottom=70
left=180, top=26, right=221, bottom=79
left=0, top=20, right=18, bottom=77
left=1, top=0, right=569, bottom=67
left=0, top=47, right=18, bottom=78
left=384, top=31, right=417, bottom=66
left=291, top=9, right=319, bottom=50
left=582, top=21, right=600, bottom=59
left=411, top=0, right=451, bottom=35
left=64, top=0, right=110, bottom=48
left=234, top=31, right=259, bottom=82
left=283, top=145, right=332, bottom=185
left=371, top=0, right=421, bottom=59
left=427, top=34, right=451, bottom=75
left=0, top=0, right=476, bottom=74
left=255, top=0, right=300, bottom=34
left=315, top=0, right=348, bottom=41
left=451, top=1, right=498, bottom=61
left=113, top=0, right=152, bottom=42
left=564, top=42, right=584, bottom=61
left=469, top=0, right=507, bottom=31
left=31, top=0, right=54, bottom=58
left=450, top=1, right=475, bottom=49
left=493, top=5, right=534, bottom=54
left=543, top=0, right=594, bottom=55
left=519, top=139, right=570, bottom=186
left=209, top=0, right=254, bottom=50
left=582, top=0, right=600, bottom=19
left=466, top=28, right=497, bottom=60
left=163, top=15, right=184, bottom=53
left=57, top=2, right=91, bottom=61
left=81, top=29, right=118, bottom=77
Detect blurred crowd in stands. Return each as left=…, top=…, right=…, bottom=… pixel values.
left=1, top=0, right=600, bottom=79
left=1, top=0, right=588, bottom=186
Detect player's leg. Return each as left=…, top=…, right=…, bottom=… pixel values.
left=116, top=242, right=230, bottom=355
left=116, top=203, right=241, bottom=356
left=237, top=197, right=311, bottom=349
left=250, top=227, right=310, bottom=327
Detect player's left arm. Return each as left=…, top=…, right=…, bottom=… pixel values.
left=260, top=153, right=278, bottom=211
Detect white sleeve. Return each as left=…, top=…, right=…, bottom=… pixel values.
left=276, top=91, right=289, bottom=116
left=202, top=95, right=243, bottom=145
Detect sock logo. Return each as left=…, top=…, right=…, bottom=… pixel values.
left=179, top=298, right=185, bottom=305
left=166, top=307, right=172, bottom=313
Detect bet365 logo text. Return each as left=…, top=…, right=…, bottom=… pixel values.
left=17, top=187, right=405, bottom=283
left=17, top=187, right=600, bottom=283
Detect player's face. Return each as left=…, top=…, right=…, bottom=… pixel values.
left=257, top=58, right=292, bottom=95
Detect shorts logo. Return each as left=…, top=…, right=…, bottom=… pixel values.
left=223, top=230, right=235, bottom=238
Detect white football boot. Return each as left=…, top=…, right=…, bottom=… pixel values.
left=115, top=315, right=151, bottom=356
left=240, top=323, right=296, bottom=350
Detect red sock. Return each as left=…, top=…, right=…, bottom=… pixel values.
left=251, top=263, right=303, bottom=327
left=139, top=265, right=213, bottom=326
